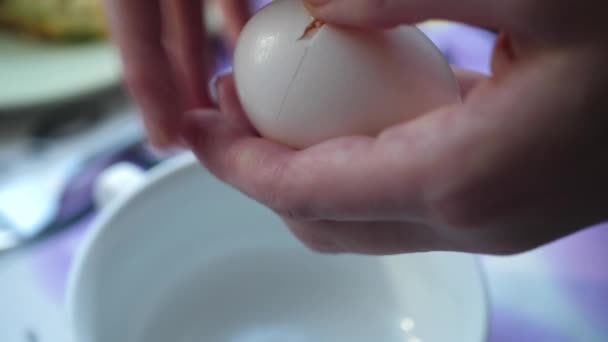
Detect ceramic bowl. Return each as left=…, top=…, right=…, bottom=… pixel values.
left=68, top=154, right=488, bottom=342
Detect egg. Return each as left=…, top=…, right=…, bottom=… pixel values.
left=233, top=0, right=461, bottom=149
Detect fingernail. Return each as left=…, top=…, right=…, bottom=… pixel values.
left=145, top=144, right=185, bottom=159
left=208, top=67, right=233, bottom=104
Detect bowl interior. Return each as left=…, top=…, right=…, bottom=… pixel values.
left=69, top=154, right=487, bottom=342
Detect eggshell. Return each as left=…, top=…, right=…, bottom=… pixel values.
left=233, top=0, right=461, bottom=149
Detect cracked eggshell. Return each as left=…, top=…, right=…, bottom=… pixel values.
left=233, top=0, right=461, bottom=149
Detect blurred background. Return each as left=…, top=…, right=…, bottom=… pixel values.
left=0, top=1, right=606, bottom=341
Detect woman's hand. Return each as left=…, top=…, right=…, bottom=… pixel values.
left=104, top=0, right=251, bottom=147
left=179, top=0, right=608, bottom=255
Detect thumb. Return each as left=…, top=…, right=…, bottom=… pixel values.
left=305, top=0, right=511, bottom=30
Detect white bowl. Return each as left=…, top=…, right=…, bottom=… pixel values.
left=67, top=154, right=488, bottom=342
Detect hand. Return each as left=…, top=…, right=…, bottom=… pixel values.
left=180, top=0, right=608, bottom=255
left=104, top=0, right=251, bottom=147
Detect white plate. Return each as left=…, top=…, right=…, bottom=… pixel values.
left=0, top=32, right=121, bottom=112
left=68, top=153, right=488, bottom=342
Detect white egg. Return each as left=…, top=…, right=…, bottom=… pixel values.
left=233, top=0, right=461, bottom=149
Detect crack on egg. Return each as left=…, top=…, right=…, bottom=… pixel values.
left=277, top=48, right=309, bottom=121
left=297, top=18, right=325, bottom=41
left=277, top=18, right=325, bottom=121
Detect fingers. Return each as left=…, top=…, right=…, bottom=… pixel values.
left=179, top=75, right=294, bottom=205
left=105, top=0, right=180, bottom=146
left=216, top=0, right=251, bottom=46
left=181, top=107, right=296, bottom=204
left=304, top=0, right=513, bottom=30
left=105, top=0, right=211, bottom=147
left=284, top=219, right=444, bottom=255
left=181, top=77, right=430, bottom=222
left=180, top=70, right=518, bottom=227
left=161, top=0, right=212, bottom=109
left=181, top=58, right=585, bottom=245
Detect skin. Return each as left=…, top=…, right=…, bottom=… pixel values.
left=110, top=0, right=608, bottom=255
left=103, top=0, right=251, bottom=146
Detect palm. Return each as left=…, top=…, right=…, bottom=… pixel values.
left=181, top=30, right=608, bottom=255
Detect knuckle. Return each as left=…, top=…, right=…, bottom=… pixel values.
left=264, top=161, right=316, bottom=221
left=222, top=140, right=251, bottom=180
left=267, top=190, right=314, bottom=221
left=219, top=144, right=318, bottom=222
left=260, top=159, right=289, bottom=209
